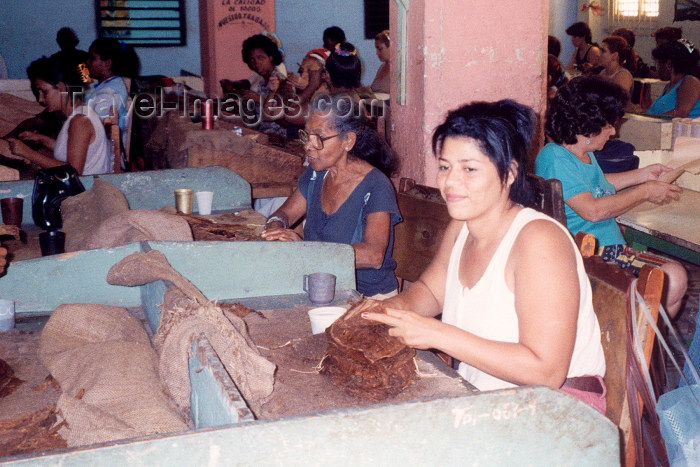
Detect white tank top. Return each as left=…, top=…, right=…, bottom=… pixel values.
left=442, top=208, right=606, bottom=391
left=54, top=105, right=111, bottom=175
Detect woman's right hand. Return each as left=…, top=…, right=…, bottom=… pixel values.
left=18, top=131, right=47, bottom=145
left=260, top=227, right=301, bottom=242
left=644, top=180, right=682, bottom=205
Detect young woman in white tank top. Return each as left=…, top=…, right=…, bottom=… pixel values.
left=364, top=100, right=606, bottom=413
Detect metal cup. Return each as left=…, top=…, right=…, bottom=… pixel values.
left=174, top=189, right=194, bottom=214
left=0, top=197, right=23, bottom=228
left=303, top=272, right=336, bottom=305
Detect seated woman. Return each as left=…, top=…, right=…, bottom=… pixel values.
left=611, top=27, right=651, bottom=78
left=83, top=38, right=139, bottom=139
left=286, top=48, right=330, bottom=106
left=364, top=100, right=607, bottom=413
left=261, top=93, right=401, bottom=299
left=598, top=36, right=634, bottom=96
left=647, top=39, right=700, bottom=118
left=238, top=33, right=289, bottom=102
left=565, top=22, right=602, bottom=74
left=371, top=30, right=390, bottom=94
left=6, top=56, right=110, bottom=175
left=536, top=76, right=687, bottom=317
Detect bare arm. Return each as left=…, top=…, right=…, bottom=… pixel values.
left=671, top=76, right=700, bottom=118
left=64, top=114, right=94, bottom=175
left=6, top=138, right=63, bottom=169
left=368, top=220, right=581, bottom=387
left=18, top=131, right=56, bottom=151
left=260, top=188, right=307, bottom=241
left=353, top=211, right=391, bottom=269
left=565, top=48, right=578, bottom=71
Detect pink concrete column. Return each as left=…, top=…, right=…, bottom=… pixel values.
left=390, top=0, right=548, bottom=186
left=199, top=0, right=276, bottom=97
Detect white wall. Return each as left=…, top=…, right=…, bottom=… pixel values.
left=0, top=0, right=201, bottom=79
left=549, top=0, right=579, bottom=63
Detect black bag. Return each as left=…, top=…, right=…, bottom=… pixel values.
left=32, top=165, right=86, bottom=230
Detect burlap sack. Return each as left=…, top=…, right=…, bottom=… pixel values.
left=155, top=288, right=276, bottom=421
left=82, top=210, right=193, bottom=250
left=107, top=249, right=207, bottom=304
left=38, top=304, right=188, bottom=447
left=61, top=178, right=129, bottom=252
left=107, top=250, right=276, bottom=420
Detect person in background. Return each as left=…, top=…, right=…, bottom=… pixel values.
left=364, top=99, right=607, bottom=414
left=653, top=27, right=683, bottom=47
left=536, top=76, right=688, bottom=318
left=323, top=26, right=346, bottom=52
left=611, top=27, right=651, bottom=78
left=261, top=93, right=400, bottom=299
left=286, top=48, right=330, bottom=107
left=647, top=39, right=700, bottom=118
left=371, top=30, right=390, bottom=94
left=83, top=38, right=137, bottom=147
left=598, top=36, right=634, bottom=96
left=6, top=56, right=110, bottom=175
left=547, top=54, right=568, bottom=102
left=548, top=35, right=562, bottom=59
left=565, top=22, right=601, bottom=74
left=49, top=27, right=88, bottom=69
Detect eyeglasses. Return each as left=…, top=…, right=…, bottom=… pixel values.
left=299, top=129, right=340, bottom=150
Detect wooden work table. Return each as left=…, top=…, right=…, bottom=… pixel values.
left=146, top=112, right=306, bottom=199
left=617, top=188, right=700, bottom=265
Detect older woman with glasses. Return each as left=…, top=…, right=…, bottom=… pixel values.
left=261, top=93, right=401, bottom=298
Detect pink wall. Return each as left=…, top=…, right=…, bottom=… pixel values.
left=391, top=0, right=548, bottom=186
left=199, top=0, right=276, bottom=97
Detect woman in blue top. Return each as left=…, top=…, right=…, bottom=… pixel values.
left=536, top=76, right=687, bottom=317
left=261, top=93, right=401, bottom=297
left=647, top=39, right=700, bottom=118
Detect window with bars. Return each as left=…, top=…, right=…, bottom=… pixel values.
left=614, top=0, right=659, bottom=19
left=96, top=0, right=186, bottom=47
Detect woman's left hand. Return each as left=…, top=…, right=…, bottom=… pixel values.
left=363, top=307, right=440, bottom=350
left=640, top=163, right=673, bottom=182
left=260, top=227, right=301, bottom=242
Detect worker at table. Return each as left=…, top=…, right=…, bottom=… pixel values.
left=536, top=76, right=688, bottom=318
left=261, top=93, right=401, bottom=299
left=647, top=39, right=700, bottom=118
left=364, top=99, right=607, bottom=413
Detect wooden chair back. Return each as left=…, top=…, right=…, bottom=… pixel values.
left=393, top=178, right=450, bottom=289
left=574, top=232, right=664, bottom=466
left=525, top=173, right=566, bottom=227
left=104, top=106, right=121, bottom=173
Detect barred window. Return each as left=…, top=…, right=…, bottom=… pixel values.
left=615, top=0, right=659, bottom=18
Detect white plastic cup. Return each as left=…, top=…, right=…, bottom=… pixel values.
left=195, top=191, right=214, bottom=215
left=307, top=306, right=347, bottom=334
left=0, top=299, right=15, bottom=332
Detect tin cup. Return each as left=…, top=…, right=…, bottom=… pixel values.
left=174, top=189, right=194, bottom=214
left=303, top=272, right=336, bottom=305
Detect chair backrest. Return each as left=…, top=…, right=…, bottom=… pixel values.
left=393, top=177, right=450, bottom=288
left=525, top=173, right=566, bottom=227
left=104, top=106, right=121, bottom=173
left=575, top=232, right=664, bottom=466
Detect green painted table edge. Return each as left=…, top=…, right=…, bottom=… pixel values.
left=623, top=226, right=700, bottom=266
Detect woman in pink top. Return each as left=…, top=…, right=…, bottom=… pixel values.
left=365, top=100, right=606, bottom=412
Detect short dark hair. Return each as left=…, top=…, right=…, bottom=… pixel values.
left=323, top=26, right=346, bottom=45
left=241, top=34, right=284, bottom=69
left=89, top=38, right=140, bottom=78
left=652, top=40, right=700, bottom=76
left=566, top=22, right=592, bottom=44
left=325, top=42, right=361, bottom=89
left=548, top=35, right=561, bottom=58
left=546, top=76, right=627, bottom=145
left=612, top=27, right=636, bottom=48
left=653, top=27, right=683, bottom=43
left=56, top=27, right=79, bottom=50
left=311, top=93, right=395, bottom=176
left=27, top=55, right=85, bottom=99
left=602, top=36, right=634, bottom=72
left=432, top=100, right=536, bottom=205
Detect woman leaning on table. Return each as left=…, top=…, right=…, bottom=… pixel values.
left=364, top=100, right=607, bottom=413
left=261, top=93, right=401, bottom=299
left=536, top=76, right=688, bottom=317
left=6, top=56, right=111, bottom=175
